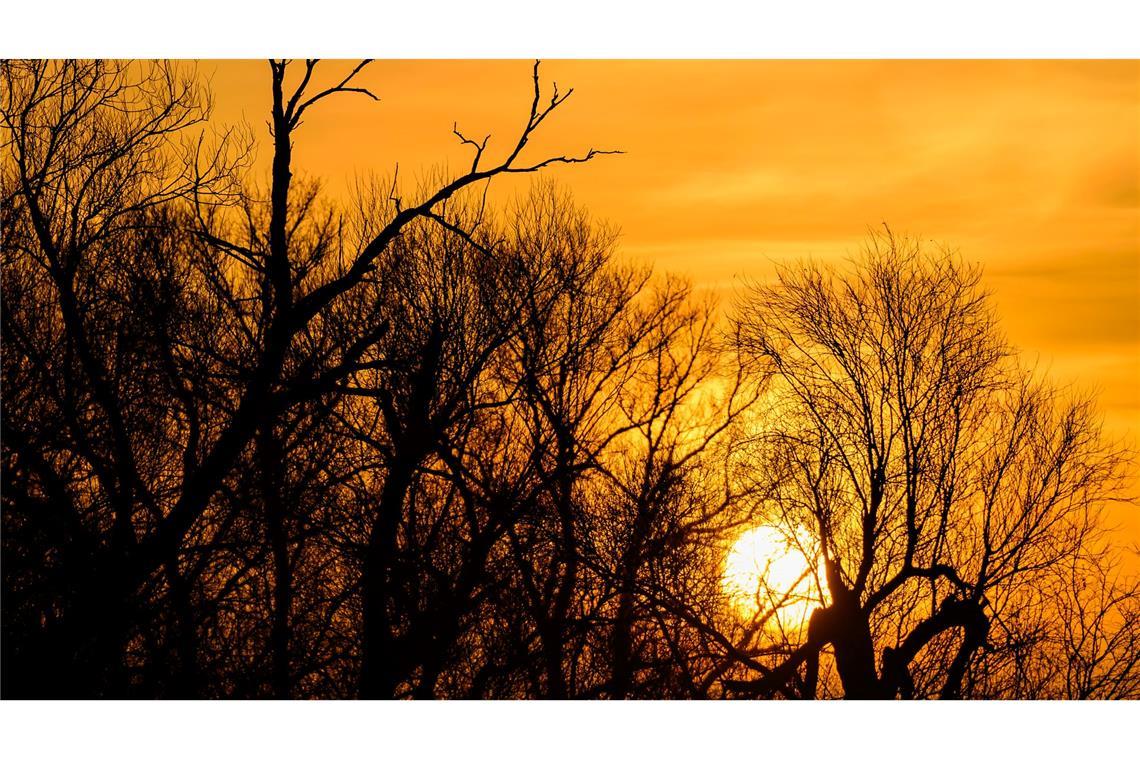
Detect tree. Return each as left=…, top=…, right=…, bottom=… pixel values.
left=1, top=60, right=226, bottom=696
left=1, top=58, right=615, bottom=697
left=726, top=230, right=1133, bottom=699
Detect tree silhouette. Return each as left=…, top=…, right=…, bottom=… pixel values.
left=2, top=58, right=618, bottom=697
left=726, top=231, right=1137, bottom=699
left=2, top=60, right=1136, bottom=699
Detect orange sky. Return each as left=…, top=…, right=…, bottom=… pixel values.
left=204, top=59, right=1139, bottom=533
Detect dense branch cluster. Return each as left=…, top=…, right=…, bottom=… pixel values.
left=2, top=59, right=1137, bottom=699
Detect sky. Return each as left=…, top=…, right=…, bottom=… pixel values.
left=205, top=59, right=1139, bottom=533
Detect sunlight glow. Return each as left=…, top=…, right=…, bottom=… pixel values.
left=722, top=524, right=828, bottom=630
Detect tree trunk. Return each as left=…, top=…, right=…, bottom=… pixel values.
left=359, top=460, right=415, bottom=699
left=259, top=423, right=292, bottom=699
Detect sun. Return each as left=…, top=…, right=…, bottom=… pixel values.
left=722, top=524, right=828, bottom=629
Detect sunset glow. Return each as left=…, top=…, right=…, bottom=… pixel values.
left=4, top=56, right=1137, bottom=702
left=208, top=58, right=1139, bottom=462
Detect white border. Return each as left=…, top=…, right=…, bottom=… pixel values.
left=1, top=699, right=1136, bottom=757
left=2, top=1, right=1138, bottom=757
left=1, top=0, right=1139, bottom=58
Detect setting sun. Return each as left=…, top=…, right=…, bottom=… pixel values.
left=723, top=525, right=828, bottom=629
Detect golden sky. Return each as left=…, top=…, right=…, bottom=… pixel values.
left=206, top=59, right=1138, bottom=528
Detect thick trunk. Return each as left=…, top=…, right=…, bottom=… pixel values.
left=543, top=446, right=577, bottom=699
left=826, top=607, right=883, bottom=699
left=808, top=567, right=884, bottom=699
left=359, top=326, right=444, bottom=699
left=166, top=557, right=199, bottom=698
left=610, top=583, right=637, bottom=699
left=259, top=423, right=292, bottom=699
left=410, top=519, right=501, bottom=699
left=359, top=461, right=415, bottom=699
left=611, top=509, right=649, bottom=699
left=268, top=514, right=292, bottom=699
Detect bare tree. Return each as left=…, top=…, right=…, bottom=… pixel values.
left=726, top=230, right=1132, bottom=699
left=1, top=58, right=615, bottom=697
